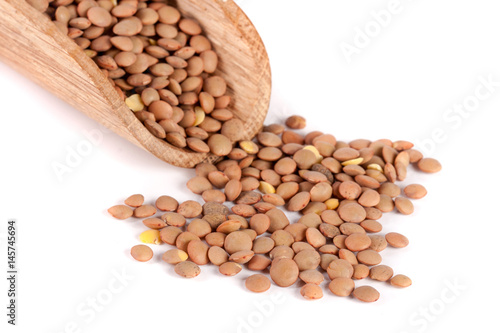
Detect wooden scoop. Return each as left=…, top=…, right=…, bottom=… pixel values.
left=0, top=0, right=271, bottom=168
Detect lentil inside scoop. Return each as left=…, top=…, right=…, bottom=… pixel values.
left=36, top=0, right=236, bottom=154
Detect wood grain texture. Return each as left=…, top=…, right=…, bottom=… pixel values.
left=0, top=0, right=271, bottom=168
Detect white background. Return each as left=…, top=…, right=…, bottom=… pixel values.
left=1, top=0, right=499, bottom=332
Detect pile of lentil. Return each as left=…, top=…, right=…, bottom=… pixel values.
left=30, top=0, right=239, bottom=153
left=108, top=115, right=442, bottom=302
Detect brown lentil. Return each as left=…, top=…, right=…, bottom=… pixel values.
left=271, top=230, right=294, bottom=247
left=229, top=250, right=254, bottom=264
left=352, top=286, right=380, bottom=302
left=293, top=249, right=321, bottom=271
left=320, top=254, right=338, bottom=270
left=224, top=231, right=252, bottom=254
left=175, top=231, right=200, bottom=252
left=124, top=194, right=144, bottom=207
left=357, top=249, right=382, bottom=266
left=208, top=134, right=232, bottom=156
left=319, top=223, right=340, bottom=239
left=201, top=189, right=226, bottom=203
left=327, top=259, right=354, bottom=280
left=333, top=235, right=348, bottom=249
left=247, top=255, right=272, bottom=271
left=187, top=240, right=209, bottom=265
left=285, top=115, right=306, bottom=129
left=390, top=274, right=412, bottom=288
left=404, top=184, right=427, bottom=199
left=338, top=202, right=367, bottom=223
left=360, top=220, right=382, bottom=233
left=370, top=265, right=394, bottom=282
left=378, top=182, right=401, bottom=198
left=130, top=244, right=153, bottom=262
left=134, top=204, right=157, bottom=218
left=368, top=235, right=387, bottom=252
left=265, top=208, right=290, bottom=233
left=269, top=245, right=295, bottom=260
left=338, top=249, right=358, bottom=265
left=300, top=283, right=323, bottom=300
left=298, top=213, right=322, bottom=228
left=246, top=274, right=271, bottom=293
left=418, top=158, right=442, bottom=173
left=345, top=233, right=372, bottom=252
left=333, top=147, right=360, bottom=161
left=208, top=246, right=228, bottom=266
left=108, top=205, right=133, bottom=219
left=394, top=197, right=414, bottom=215
left=205, top=232, right=226, bottom=247
left=353, top=264, right=370, bottom=280
left=186, top=218, right=211, bottom=238
left=376, top=194, right=395, bottom=212
left=175, top=261, right=201, bottom=278
left=299, top=269, right=324, bottom=285
left=285, top=224, right=308, bottom=242
left=339, top=223, right=366, bottom=236
left=219, top=262, right=242, bottom=276
left=305, top=228, right=327, bottom=248
left=270, top=258, right=299, bottom=287
left=177, top=200, right=203, bottom=218
left=321, top=210, right=343, bottom=226
left=159, top=226, right=182, bottom=245
left=162, top=249, right=188, bottom=264
left=187, top=176, right=213, bottom=194
left=329, top=277, right=355, bottom=297
left=365, top=207, right=383, bottom=220
left=319, top=244, right=339, bottom=255
left=385, top=232, right=409, bottom=248
left=288, top=192, right=311, bottom=212
left=143, top=217, right=167, bottom=229
left=292, top=242, right=315, bottom=253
